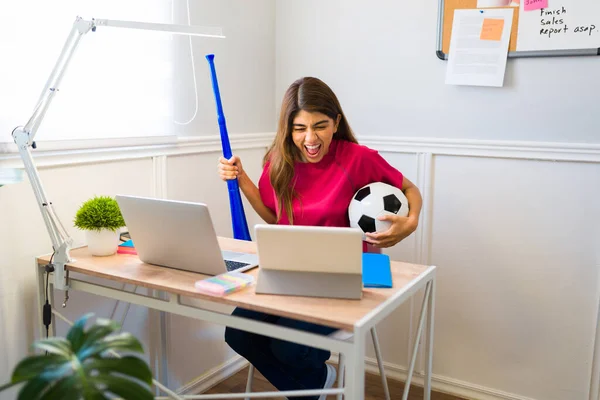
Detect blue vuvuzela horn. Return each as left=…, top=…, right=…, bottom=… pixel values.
left=206, top=54, right=251, bottom=241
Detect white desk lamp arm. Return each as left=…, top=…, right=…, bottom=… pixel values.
left=12, top=18, right=95, bottom=292
left=12, top=17, right=224, bottom=293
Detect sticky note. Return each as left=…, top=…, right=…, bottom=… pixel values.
left=480, top=18, right=505, bottom=41
left=524, top=0, right=547, bottom=12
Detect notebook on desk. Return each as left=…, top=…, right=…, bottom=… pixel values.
left=117, top=239, right=137, bottom=255
left=362, top=253, right=393, bottom=288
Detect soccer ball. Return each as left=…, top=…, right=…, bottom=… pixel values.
left=348, top=182, right=409, bottom=237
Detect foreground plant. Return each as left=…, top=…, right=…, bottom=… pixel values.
left=0, top=313, right=153, bottom=400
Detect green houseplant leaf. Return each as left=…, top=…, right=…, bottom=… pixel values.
left=84, top=356, right=152, bottom=384
left=11, top=354, right=69, bottom=383
left=0, top=313, right=154, bottom=400
left=78, top=318, right=120, bottom=350
left=73, top=196, right=126, bottom=232
left=66, top=312, right=94, bottom=353
left=77, top=332, right=145, bottom=360
left=31, top=338, right=72, bottom=357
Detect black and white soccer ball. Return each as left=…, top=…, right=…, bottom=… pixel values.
left=348, top=182, right=409, bottom=237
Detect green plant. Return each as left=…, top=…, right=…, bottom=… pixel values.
left=74, top=196, right=125, bottom=232
left=0, top=313, right=153, bottom=400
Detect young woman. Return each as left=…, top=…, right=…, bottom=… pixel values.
left=217, top=77, right=422, bottom=399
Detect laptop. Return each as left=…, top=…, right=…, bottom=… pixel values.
left=254, top=224, right=364, bottom=299
left=115, top=195, right=259, bottom=275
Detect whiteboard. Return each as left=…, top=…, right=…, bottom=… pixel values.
left=436, top=0, right=600, bottom=59
left=516, top=1, right=600, bottom=51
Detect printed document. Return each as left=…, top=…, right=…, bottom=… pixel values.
left=445, top=8, right=514, bottom=87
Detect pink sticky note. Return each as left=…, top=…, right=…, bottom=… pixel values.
left=524, top=0, right=548, bottom=11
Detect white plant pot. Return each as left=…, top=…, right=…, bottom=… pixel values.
left=86, top=229, right=119, bottom=256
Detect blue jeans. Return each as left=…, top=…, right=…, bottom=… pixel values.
left=224, top=307, right=337, bottom=400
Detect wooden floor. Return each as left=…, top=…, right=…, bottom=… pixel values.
left=204, top=365, right=466, bottom=400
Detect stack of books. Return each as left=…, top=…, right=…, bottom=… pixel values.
left=117, top=239, right=137, bottom=255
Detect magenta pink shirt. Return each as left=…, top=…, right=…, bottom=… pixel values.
left=258, top=140, right=404, bottom=239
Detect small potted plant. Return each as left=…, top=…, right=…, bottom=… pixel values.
left=74, top=195, right=125, bottom=256
left=0, top=313, right=154, bottom=399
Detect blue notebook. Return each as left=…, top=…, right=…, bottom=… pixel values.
left=362, top=253, right=393, bottom=288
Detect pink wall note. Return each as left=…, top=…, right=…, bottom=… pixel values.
left=524, top=0, right=548, bottom=11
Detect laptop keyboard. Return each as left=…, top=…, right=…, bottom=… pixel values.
left=225, top=260, right=250, bottom=272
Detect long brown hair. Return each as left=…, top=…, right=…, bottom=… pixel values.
left=263, top=77, right=358, bottom=224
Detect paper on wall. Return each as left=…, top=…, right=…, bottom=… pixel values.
left=445, top=8, right=514, bottom=87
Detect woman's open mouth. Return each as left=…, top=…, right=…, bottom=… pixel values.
left=305, top=143, right=321, bottom=158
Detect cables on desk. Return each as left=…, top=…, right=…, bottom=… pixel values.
left=43, top=251, right=55, bottom=355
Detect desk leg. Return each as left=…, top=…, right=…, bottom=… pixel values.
left=159, top=309, right=169, bottom=385
left=149, top=290, right=169, bottom=395
left=403, top=281, right=432, bottom=400
left=49, top=282, right=56, bottom=338
left=424, top=278, right=435, bottom=400
left=346, top=328, right=366, bottom=400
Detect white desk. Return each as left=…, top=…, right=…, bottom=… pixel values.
left=36, top=237, right=436, bottom=399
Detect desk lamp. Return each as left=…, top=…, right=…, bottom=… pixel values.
left=10, top=17, right=225, bottom=294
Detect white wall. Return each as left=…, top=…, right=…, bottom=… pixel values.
left=276, top=1, right=600, bottom=400
left=275, top=0, right=600, bottom=144
left=0, top=0, right=274, bottom=398
left=429, top=155, right=600, bottom=399
left=173, top=0, right=276, bottom=136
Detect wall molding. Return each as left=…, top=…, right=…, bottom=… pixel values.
left=336, top=354, right=539, bottom=400
left=176, top=355, right=249, bottom=396
left=3, top=134, right=600, bottom=171
left=361, top=135, right=600, bottom=163
left=181, top=353, right=537, bottom=400
left=0, top=133, right=274, bottom=169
